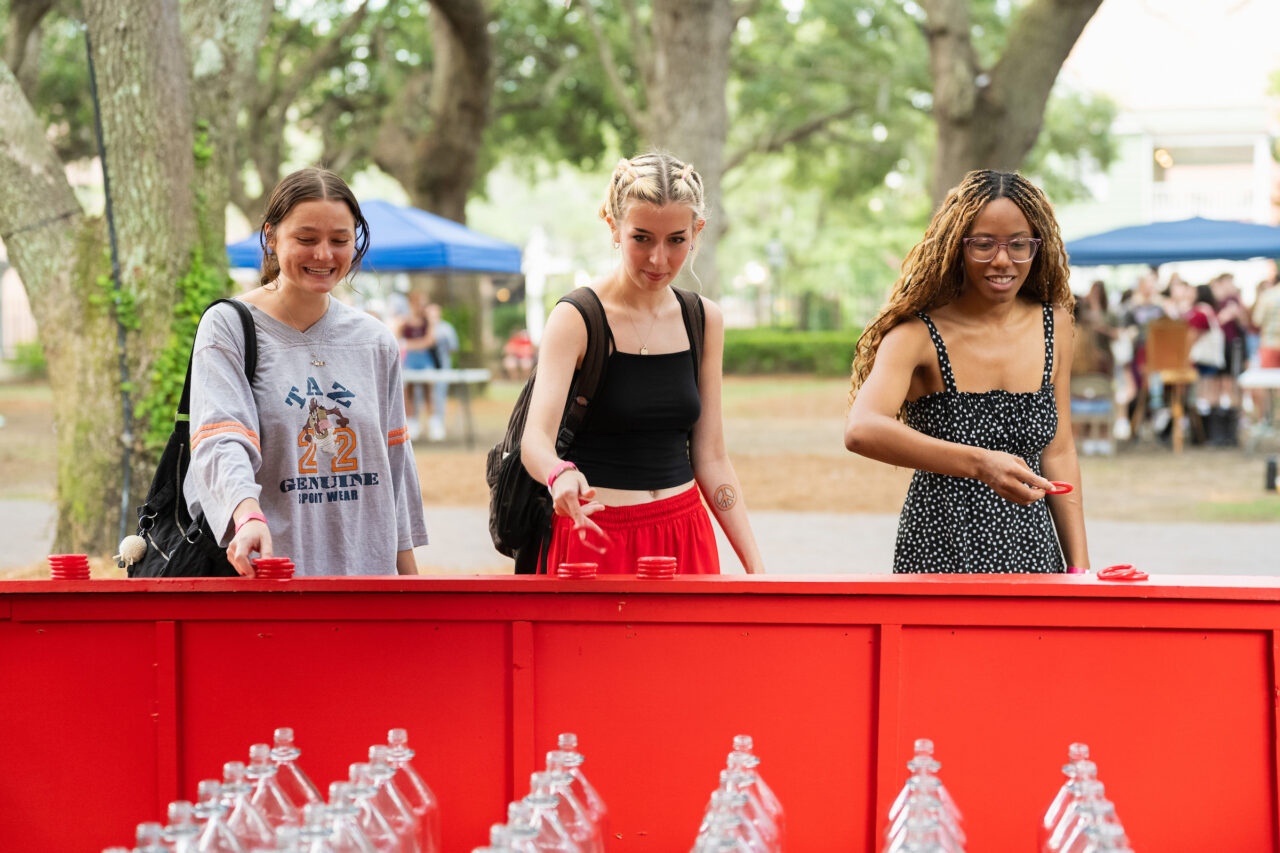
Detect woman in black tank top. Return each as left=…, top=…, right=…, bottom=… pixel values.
left=519, top=152, right=765, bottom=575
left=844, top=170, right=1090, bottom=574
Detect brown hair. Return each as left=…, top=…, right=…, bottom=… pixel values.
left=259, top=167, right=370, bottom=286
left=848, top=170, right=1074, bottom=404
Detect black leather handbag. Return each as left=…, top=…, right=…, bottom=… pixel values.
left=128, top=299, right=256, bottom=578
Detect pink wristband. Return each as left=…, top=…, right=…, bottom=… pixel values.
left=1066, top=566, right=1088, bottom=574
left=546, top=461, right=578, bottom=491
left=235, top=512, right=267, bottom=534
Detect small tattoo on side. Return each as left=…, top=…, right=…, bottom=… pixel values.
left=713, top=485, right=737, bottom=511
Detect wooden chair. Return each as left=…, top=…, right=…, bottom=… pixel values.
left=1130, top=317, right=1204, bottom=453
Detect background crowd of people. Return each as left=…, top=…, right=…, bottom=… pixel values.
left=1071, top=268, right=1280, bottom=451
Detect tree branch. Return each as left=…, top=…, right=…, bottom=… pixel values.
left=4, top=0, right=55, bottom=98
left=733, top=0, right=762, bottom=23
left=723, top=101, right=864, bottom=173
left=273, top=0, right=372, bottom=116
left=579, top=0, right=647, bottom=135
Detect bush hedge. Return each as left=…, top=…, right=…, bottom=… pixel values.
left=722, top=328, right=862, bottom=376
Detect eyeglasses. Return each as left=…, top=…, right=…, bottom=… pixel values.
left=963, top=237, right=1041, bottom=263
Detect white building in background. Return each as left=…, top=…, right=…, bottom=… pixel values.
left=1057, top=104, right=1278, bottom=239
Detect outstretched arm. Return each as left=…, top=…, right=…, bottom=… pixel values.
left=844, top=320, right=1056, bottom=506
left=520, top=302, right=605, bottom=538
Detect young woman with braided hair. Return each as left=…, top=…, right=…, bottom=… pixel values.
left=844, top=170, right=1089, bottom=573
left=521, top=152, right=765, bottom=574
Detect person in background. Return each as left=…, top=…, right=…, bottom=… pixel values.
left=844, top=169, right=1088, bottom=573
left=424, top=301, right=459, bottom=441
left=1211, top=273, right=1248, bottom=411
left=398, top=290, right=436, bottom=441
left=503, top=328, right=536, bottom=381
left=1120, top=271, right=1168, bottom=430
left=521, top=151, right=764, bottom=575
left=186, top=167, right=428, bottom=576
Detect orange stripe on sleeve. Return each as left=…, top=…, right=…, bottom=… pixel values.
left=388, top=426, right=409, bottom=447
left=191, top=422, right=261, bottom=451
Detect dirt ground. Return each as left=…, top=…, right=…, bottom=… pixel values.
left=1, top=375, right=1277, bottom=578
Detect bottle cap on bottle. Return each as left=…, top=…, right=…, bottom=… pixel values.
left=387, top=727, right=416, bottom=761
left=272, top=727, right=302, bottom=762
left=557, top=732, right=579, bottom=751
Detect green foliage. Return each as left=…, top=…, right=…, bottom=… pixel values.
left=1022, top=88, right=1119, bottom=204
left=492, top=301, right=527, bottom=342
left=8, top=341, right=48, bottom=378
left=441, top=303, right=474, bottom=354
left=133, top=249, right=229, bottom=452
left=722, top=328, right=862, bottom=377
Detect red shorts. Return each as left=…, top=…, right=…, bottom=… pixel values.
left=547, top=485, right=720, bottom=575
left=1259, top=347, right=1280, bottom=369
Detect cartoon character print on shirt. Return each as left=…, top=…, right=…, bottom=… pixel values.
left=302, top=397, right=351, bottom=459
left=280, top=376, right=381, bottom=505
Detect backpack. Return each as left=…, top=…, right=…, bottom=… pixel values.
left=486, top=286, right=705, bottom=574
left=128, top=299, right=257, bottom=577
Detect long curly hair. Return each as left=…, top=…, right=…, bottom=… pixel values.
left=848, top=170, right=1074, bottom=404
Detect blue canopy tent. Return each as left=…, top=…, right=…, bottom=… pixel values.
left=1066, top=217, right=1280, bottom=267
left=227, top=199, right=522, bottom=274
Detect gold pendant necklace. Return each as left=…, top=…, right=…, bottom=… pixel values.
left=279, top=293, right=328, bottom=367
left=626, top=301, right=660, bottom=356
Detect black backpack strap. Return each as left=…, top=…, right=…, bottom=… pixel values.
left=176, top=298, right=258, bottom=421
left=672, top=286, right=705, bottom=386
left=555, top=287, right=610, bottom=454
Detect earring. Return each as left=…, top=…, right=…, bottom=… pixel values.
left=612, top=241, right=620, bottom=250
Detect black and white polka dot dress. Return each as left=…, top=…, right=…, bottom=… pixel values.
left=894, top=302, right=1065, bottom=574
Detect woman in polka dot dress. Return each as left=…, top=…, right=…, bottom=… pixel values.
left=843, top=170, right=1088, bottom=573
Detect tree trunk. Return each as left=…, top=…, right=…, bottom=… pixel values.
left=925, top=0, right=1104, bottom=205
left=374, top=0, right=492, bottom=222
left=0, top=0, right=267, bottom=554
left=648, top=0, right=734, bottom=299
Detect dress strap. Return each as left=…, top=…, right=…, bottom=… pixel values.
left=1040, top=302, right=1055, bottom=387
left=914, top=312, right=957, bottom=393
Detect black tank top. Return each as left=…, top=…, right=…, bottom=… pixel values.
left=567, top=310, right=701, bottom=490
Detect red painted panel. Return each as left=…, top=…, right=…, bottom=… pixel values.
left=895, top=627, right=1276, bottom=853
left=175, top=620, right=511, bottom=852
left=530, top=622, right=878, bottom=851
left=0, top=620, right=159, bottom=851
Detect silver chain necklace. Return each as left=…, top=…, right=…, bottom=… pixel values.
left=625, top=302, right=660, bottom=356
left=278, top=292, right=328, bottom=367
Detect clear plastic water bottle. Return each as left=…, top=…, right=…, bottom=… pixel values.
left=1047, top=779, right=1106, bottom=852
left=272, top=728, right=324, bottom=809
left=386, top=729, right=442, bottom=853
left=298, top=803, right=341, bottom=852
left=136, top=821, right=168, bottom=853
left=347, top=763, right=402, bottom=853
left=893, top=739, right=962, bottom=829
left=1059, top=799, right=1120, bottom=853
left=695, top=789, right=770, bottom=853
left=1075, top=822, right=1130, bottom=853
left=248, top=743, right=302, bottom=828
left=500, top=802, right=543, bottom=853
left=544, top=754, right=604, bottom=853
left=276, top=824, right=305, bottom=853
left=368, top=745, right=421, bottom=852
left=1039, top=745, right=1097, bottom=853
left=884, top=776, right=965, bottom=851
left=883, top=793, right=963, bottom=853
left=163, top=800, right=201, bottom=852
left=327, top=782, right=378, bottom=853
left=727, top=736, right=784, bottom=844
left=520, top=783, right=582, bottom=853
left=222, top=761, right=277, bottom=850
left=719, top=770, right=779, bottom=851
left=194, top=780, right=245, bottom=853
left=885, top=814, right=949, bottom=853
left=691, top=816, right=754, bottom=853
left=555, top=734, right=608, bottom=838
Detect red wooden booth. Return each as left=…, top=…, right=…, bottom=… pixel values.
left=1, top=574, right=1277, bottom=852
